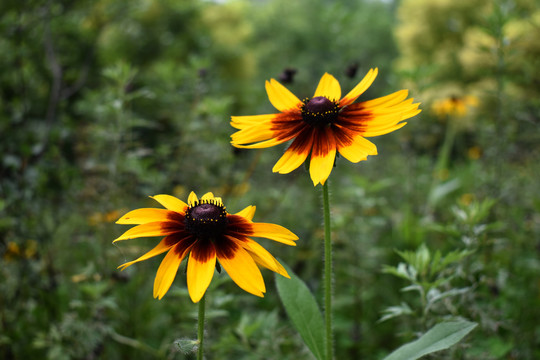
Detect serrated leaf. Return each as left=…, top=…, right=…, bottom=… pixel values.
left=383, top=320, right=477, bottom=360
left=276, top=263, right=326, bottom=360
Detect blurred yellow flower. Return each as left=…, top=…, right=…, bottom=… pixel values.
left=432, top=95, right=479, bottom=118
left=24, top=240, right=37, bottom=259
left=459, top=193, right=476, bottom=206
left=3, top=240, right=38, bottom=261
left=468, top=146, right=482, bottom=160
left=89, top=209, right=125, bottom=225
left=104, top=210, right=121, bottom=223
left=3, top=242, right=21, bottom=261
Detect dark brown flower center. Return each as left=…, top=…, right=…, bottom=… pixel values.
left=301, top=96, right=340, bottom=127
left=185, top=200, right=228, bottom=239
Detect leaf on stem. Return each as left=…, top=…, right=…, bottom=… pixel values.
left=383, top=320, right=477, bottom=360
left=275, top=263, right=326, bottom=360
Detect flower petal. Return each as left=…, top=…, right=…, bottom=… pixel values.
left=309, top=147, right=336, bottom=186
left=201, top=192, right=214, bottom=201
left=337, top=136, right=378, bottom=163
left=116, top=208, right=177, bottom=225
left=314, top=73, right=341, bottom=101
left=217, top=241, right=266, bottom=297
left=153, top=242, right=190, bottom=300
left=273, top=146, right=310, bottom=174
left=117, top=235, right=182, bottom=271
left=235, top=205, right=256, bottom=221
left=265, top=79, right=302, bottom=112
left=272, top=129, right=314, bottom=174
left=230, top=114, right=276, bottom=129
left=309, top=128, right=337, bottom=186
left=360, top=89, right=409, bottom=109
left=188, top=191, right=198, bottom=206
left=242, top=238, right=289, bottom=278
left=250, top=222, right=298, bottom=245
left=231, top=138, right=287, bottom=149
left=187, top=242, right=217, bottom=303
left=114, top=221, right=182, bottom=242
left=150, top=195, right=188, bottom=213
left=230, top=125, right=275, bottom=144
left=340, top=68, right=378, bottom=107
left=362, top=122, right=408, bottom=137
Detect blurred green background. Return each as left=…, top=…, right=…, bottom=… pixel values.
left=1, top=0, right=539, bottom=359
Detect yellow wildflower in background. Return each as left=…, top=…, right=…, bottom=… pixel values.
left=89, top=209, right=125, bottom=225
left=114, top=191, right=297, bottom=302
left=432, top=95, right=479, bottom=118
left=3, top=240, right=38, bottom=261
left=231, top=69, right=421, bottom=186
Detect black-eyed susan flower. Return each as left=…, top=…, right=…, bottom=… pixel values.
left=114, top=191, right=297, bottom=303
left=231, top=68, right=421, bottom=186
left=432, top=95, right=479, bottom=118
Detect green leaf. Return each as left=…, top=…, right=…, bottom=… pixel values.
left=174, top=338, right=198, bottom=354
left=378, top=302, right=414, bottom=323
left=383, top=320, right=477, bottom=360
left=275, top=263, right=326, bottom=360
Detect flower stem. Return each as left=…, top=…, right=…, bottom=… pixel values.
left=322, top=182, right=333, bottom=360
left=435, top=119, right=457, bottom=175
left=197, top=294, right=206, bottom=360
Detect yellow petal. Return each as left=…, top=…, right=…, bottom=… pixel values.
left=113, top=221, right=180, bottom=242
left=201, top=192, right=214, bottom=201
left=118, top=236, right=176, bottom=271
left=153, top=243, right=188, bottom=300
left=235, top=205, right=256, bottom=221
left=116, top=208, right=174, bottom=225
left=218, top=243, right=266, bottom=297
left=231, top=138, right=286, bottom=149
left=230, top=114, right=276, bottom=129
left=309, top=147, right=337, bottom=186
left=187, top=246, right=217, bottom=303
left=242, top=239, right=289, bottom=278
left=362, top=122, right=407, bottom=137
left=250, top=222, right=298, bottom=245
left=314, top=73, right=341, bottom=101
left=338, top=136, right=378, bottom=163
left=340, top=68, right=378, bottom=107
left=360, top=89, right=409, bottom=109
left=150, top=195, right=188, bottom=213
left=231, top=126, right=274, bottom=144
left=272, top=145, right=311, bottom=174
left=188, top=191, right=198, bottom=206
left=265, top=79, right=301, bottom=112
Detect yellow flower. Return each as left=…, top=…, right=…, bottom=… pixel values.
left=432, top=95, right=479, bottom=118
left=467, top=146, right=482, bottom=160
left=231, top=68, right=421, bottom=186
left=114, top=191, right=297, bottom=302
left=105, top=210, right=121, bottom=223
left=3, top=241, right=21, bottom=261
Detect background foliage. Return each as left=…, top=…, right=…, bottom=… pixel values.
left=1, top=0, right=539, bottom=359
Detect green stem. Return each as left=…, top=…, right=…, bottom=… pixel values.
left=322, top=182, right=333, bottom=360
left=197, top=294, right=206, bottom=360
left=435, top=119, right=457, bottom=174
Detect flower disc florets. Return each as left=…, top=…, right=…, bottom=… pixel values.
left=185, top=200, right=228, bottom=239
left=301, top=96, right=340, bottom=127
